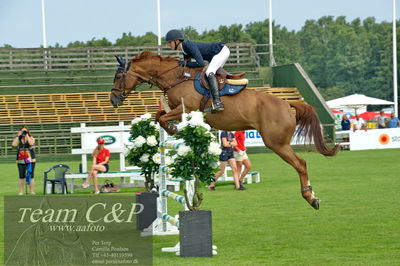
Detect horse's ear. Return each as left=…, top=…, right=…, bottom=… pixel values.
left=115, top=56, right=125, bottom=66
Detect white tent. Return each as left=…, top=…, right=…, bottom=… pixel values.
left=326, top=94, right=394, bottom=111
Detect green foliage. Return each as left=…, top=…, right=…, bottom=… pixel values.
left=167, top=112, right=220, bottom=210
left=126, top=114, right=159, bottom=180
left=168, top=113, right=219, bottom=185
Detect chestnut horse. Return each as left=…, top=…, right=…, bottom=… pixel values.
left=110, top=51, right=338, bottom=209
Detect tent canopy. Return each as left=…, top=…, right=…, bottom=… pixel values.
left=326, top=94, right=394, bottom=109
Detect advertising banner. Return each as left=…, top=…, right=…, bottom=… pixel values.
left=82, top=131, right=133, bottom=150
left=241, top=130, right=313, bottom=147
left=350, top=128, right=400, bottom=150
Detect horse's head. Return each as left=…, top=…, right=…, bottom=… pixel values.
left=110, top=56, right=140, bottom=108
left=110, top=51, right=181, bottom=108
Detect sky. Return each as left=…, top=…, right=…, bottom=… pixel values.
left=0, top=0, right=397, bottom=48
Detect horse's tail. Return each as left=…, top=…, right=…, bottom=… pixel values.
left=289, top=101, right=339, bottom=157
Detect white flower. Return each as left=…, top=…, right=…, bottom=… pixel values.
left=177, top=120, right=188, bottom=131
left=150, top=121, right=157, bottom=128
left=177, top=144, right=192, bottom=156
left=123, top=145, right=132, bottom=156
left=131, top=117, right=141, bottom=125
left=133, top=136, right=146, bottom=148
left=140, top=153, right=149, bottom=163
left=208, top=142, right=222, bottom=156
left=188, top=111, right=203, bottom=121
left=165, top=156, right=173, bottom=166
left=152, top=153, right=161, bottom=164
left=201, top=123, right=211, bottom=131
left=146, top=135, right=158, bottom=146
left=188, top=112, right=204, bottom=127
left=174, top=138, right=185, bottom=144
left=140, top=113, right=152, bottom=120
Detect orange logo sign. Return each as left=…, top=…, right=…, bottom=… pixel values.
left=378, top=134, right=390, bottom=145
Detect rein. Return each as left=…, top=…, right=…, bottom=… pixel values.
left=112, top=58, right=199, bottom=97
left=146, top=64, right=197, bottom=95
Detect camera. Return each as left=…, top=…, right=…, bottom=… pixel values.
left=21, top=130, right=27, bottom=136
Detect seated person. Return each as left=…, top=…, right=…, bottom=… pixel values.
left=82, top=138, right=110, bottom=194
left=351, top=114, right=367, bottom=132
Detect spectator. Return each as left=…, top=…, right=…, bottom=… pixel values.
left=208, top=131, right=242, bottom=190
left=12, top=127, right=36, bottom=195
left=352, top=114, right=367, bottom=132
left=234, top=131, right=252, bottom=190
left=341, top=115, right=351, bottom=130
left=387, top=112, right=400, bottom=128
left=82, top=138, right=110, bottom=194
left=377, top=111, right=387, bottom=128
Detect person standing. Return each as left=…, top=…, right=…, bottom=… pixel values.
left=387, top=112, right=400, bottom=128
left=234, top=131, right=252, bottom=190
left=82, top=138, right=110, bottom=194
left=352, top=114, right=367, bottom=132
left=377, top=111, right=387, bottom=129
left=12, top=127, right=36, bottom=195
left=208, top=131, right=242, bottom=190
left=341, top=115, right=351, bottom=131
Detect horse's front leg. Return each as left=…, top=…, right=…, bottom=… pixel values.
left=158, top=104, right=183, bottom=135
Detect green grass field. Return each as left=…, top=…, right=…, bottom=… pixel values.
left=1, top=149, right=399, bottom=265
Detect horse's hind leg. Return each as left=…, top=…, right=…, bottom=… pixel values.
left=268, top=143, right=320, bottom=210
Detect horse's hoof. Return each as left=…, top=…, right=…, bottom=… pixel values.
left=166, top=124, right=177, bottom=135
left=311, top=198, right=320, bottom=210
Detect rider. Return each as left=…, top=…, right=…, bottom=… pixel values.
left=165, top=29, right=230, bottom=112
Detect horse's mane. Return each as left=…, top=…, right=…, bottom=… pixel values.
left=131, top=51, right=178, bottom=63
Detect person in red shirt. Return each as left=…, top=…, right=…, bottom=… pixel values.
left=82, top=138, right=110, bottom=194
left=234, top=131, right=252, bottom=189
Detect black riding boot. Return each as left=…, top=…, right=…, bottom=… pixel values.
left=205, top=73, right=224, bottom=113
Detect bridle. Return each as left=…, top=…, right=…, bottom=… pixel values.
left=111, top=57, right=196, bottom=97
left=110, top=60, right=132, bottom=99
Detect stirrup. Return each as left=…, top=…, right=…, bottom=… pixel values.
left=204, top=102, right=224, bottom=113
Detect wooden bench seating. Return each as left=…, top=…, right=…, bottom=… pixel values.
left=65, top=170, right=144, bottom=193
left=0, top=88, right=302, bottom=125
left=220, top=164, right=261, bottom=184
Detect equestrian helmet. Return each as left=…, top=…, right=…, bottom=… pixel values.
left=165, top=29, right=184, bottom=42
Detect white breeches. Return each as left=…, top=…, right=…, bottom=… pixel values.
left=206, top=46, right=230, bottom=76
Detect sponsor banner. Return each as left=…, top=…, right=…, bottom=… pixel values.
left=4, top=196, right=152, bottom=265
left=350, top=128, right=400, bottom=150
left=239, top=130, right=313, bottom=147
left=83, top=132, right=133, bottom=150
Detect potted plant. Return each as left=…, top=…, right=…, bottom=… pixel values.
left=127, top=113, right=160, bottom=230
left=167, top=111, right=221, bottom=257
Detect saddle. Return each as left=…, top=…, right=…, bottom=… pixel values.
left=200, top=67, right=247, bottom=90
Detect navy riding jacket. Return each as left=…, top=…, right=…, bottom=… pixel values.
left=181, top=41, right=225, bottom=68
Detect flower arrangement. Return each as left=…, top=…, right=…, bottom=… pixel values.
left=167, top=111, right=221, bottom=210
left=127, top=113, right=160, bottom=190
